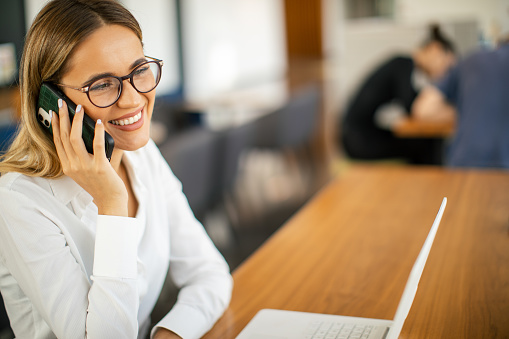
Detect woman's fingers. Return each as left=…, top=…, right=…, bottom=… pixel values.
left=54, top=99, right=99, bottom=176
left=93, top=119, right=108, bottom=165
left=49, top=100, right=126, bottom=215
left=51, top=110, right=70, bottom=169
left=57, top=99, right=80, bottom=165
left=68, top=104, right=90, bottom=161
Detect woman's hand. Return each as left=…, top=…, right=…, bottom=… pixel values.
left=52, top=99, right=128, bottom=216
left=153, top=328, right=182, bottom=339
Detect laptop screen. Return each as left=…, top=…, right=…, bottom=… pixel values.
left=386, top=197, right=447, bottom=339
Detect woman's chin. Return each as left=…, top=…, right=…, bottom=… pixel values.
left=114, top=135, right=150, bottom=152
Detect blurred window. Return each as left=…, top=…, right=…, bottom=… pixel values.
left=345, top=0, right=394, bottom=19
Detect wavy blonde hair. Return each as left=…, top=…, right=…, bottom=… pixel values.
left=0, top=0, right=142, bottom=177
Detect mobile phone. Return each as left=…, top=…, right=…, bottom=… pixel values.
left=37, top=82, right=114, bottom=161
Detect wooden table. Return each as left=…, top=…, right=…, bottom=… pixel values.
left=203, top=165, right=509, bottom=339
left=392, top=116, right=455, bottom=138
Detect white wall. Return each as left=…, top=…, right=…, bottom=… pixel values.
left=121, top=0, right=180, bottom=96
left=181, top=0, right=287, bottom=102
left=396, top=0, right=509, bottom=42
left=24, top=0, right=44, bottom=28
left=322, top=0, right=344, bottom=59
left=24, top=0, right=181, bottom=97
left=24, top=0, right=288, bottom=102
left=337, top=21, right=430, bottom=104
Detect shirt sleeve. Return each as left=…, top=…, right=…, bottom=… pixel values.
left=88, top=215, right=140, bottom=338
left=150, top=150, right=233, bottom=339
left=0, top=188, right=141, bottom=339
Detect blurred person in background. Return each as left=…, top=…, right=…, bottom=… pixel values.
left=412, top=33, right=509, bottom=168
left=340, top=24, right=456, bottom=164
left=0, top=0, right=232, bottom=338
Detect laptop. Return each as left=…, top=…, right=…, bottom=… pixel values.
left=236, top=197, right=447, bottom=339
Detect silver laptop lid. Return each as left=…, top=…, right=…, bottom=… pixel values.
left=386, top=197, right=447, bottom=339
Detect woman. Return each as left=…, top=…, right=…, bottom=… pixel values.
left=340, top=24, right=456, bottom=165
left=0, top=1, right=232, bottom=338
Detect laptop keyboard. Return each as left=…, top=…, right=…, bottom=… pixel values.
left=302, top=321, right=375, bottom=339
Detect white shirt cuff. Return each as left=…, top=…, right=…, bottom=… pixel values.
left=93, top=215, right=139, bottom=279
left=151, top=303, right=211, bottom=339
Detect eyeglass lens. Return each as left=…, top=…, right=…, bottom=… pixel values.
left=88, top=61, right=161, bottom=107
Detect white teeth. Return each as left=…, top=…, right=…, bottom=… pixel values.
left=110, top=112, right=142, bottom=126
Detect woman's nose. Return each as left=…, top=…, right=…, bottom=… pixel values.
left=116, top=80, right=142, bottom=108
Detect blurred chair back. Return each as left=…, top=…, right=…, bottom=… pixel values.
left=158, top=127, right=220, bottom=221
left=255, top=84, right=320, bottom=150
left=156, top=84, right=321, bottom=223
left=216, top=122, right=257, bottom=196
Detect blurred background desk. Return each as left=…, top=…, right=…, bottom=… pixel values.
left=392, top=116, right=455, bottom=138
left=203, top=165, right=509, bottom=339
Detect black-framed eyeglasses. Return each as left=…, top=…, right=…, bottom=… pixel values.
left=57, top=56, right=163, bottom=108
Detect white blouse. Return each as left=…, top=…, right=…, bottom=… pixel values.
left=0, top=139, right=233, bottom=339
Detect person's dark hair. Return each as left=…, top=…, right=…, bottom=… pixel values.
left=424, top=24, right=456, bottom=54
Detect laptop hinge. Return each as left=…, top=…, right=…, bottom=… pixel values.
left=381, top=327, right=390, bottom=339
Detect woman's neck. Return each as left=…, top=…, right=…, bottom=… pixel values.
left=110, top=148, right=124, bottom=173
left=112, top=149, right=139, bottom=218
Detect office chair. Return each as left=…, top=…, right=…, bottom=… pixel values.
left=158, top=126, right=220, bottom=222
left=254, top=83, right=320, bottom=150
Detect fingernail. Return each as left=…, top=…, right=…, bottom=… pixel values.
left=49, top=110, right=53, bottom=118
left=58, top=99, right=62, bottom=108
left=97, top=119, right=102, bottom=125
left=76, top=104, right=82, bottom=113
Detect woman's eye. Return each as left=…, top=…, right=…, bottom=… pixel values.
left=133, top=66, right=149, bottom=77
left=90, top=78, right=116, bottom=92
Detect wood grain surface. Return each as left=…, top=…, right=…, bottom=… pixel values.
left=203, top=165, right=509, bottom=339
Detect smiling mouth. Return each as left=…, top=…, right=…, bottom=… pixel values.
left=109, top=111, right=142, bottom=126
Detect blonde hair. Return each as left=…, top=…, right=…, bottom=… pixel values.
left=0, top=0, right=142, bottom=177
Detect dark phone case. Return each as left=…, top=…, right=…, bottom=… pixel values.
left=37, top=82, right=114, bottom=161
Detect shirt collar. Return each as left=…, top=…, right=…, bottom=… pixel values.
left=48, top=147, right=145, bottom=212
left=48, top=175, right=92, bottom=206
left=123, top=149, right=148, bottom=197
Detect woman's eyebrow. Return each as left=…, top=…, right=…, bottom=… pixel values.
left=81, top=57, right=147, bottom=86
left=130, top=57, right=147, bottom=68
left=82, top=72, right=114, bottom=86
